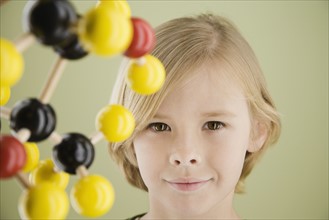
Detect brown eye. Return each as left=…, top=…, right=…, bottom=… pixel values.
left=205, top=121, right=225, bottom=130
left=149, top=123, right=171, bottom=132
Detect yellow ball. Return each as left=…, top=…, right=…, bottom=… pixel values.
left=78, top=6, right=133, bottom=56
left=96, top=104, right=135, bottom=142
left=0, top=85, right=11, bottom=106
left=70, top=175, right=115, bottom=217
left=30, top=159, right=69, bottom=190
left=0, top=38, right=24, bottom=86
left=96, top=0, right=131, bottom=18
left=127, top=55, right=166, bottom=95
left=22, top=142, right=40, bottom=173
left=18, top=183, right=69, bottom=220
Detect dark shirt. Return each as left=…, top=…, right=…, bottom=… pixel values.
left=126, top=213, right=146, bottom=220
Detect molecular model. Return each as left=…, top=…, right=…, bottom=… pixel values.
left=0, top=0, right=165, bottom=219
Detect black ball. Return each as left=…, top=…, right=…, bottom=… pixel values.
left=24, top=0, right=78, bottom=46
left=53, top=34, right=88, bottom=60
left=10, top=98, right=56, bottom=142
left=52, top=133, right=95, bottom=175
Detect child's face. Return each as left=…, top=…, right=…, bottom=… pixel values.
left=133, top=67, right=252, bottom=217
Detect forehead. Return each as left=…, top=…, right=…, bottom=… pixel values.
left=157, top=64, right=248, bottom=115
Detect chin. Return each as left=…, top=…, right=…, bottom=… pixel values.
left=168, top=198, right=212, bottom=218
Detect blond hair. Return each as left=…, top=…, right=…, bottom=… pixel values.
left=109, top=13, right=281, bottom=193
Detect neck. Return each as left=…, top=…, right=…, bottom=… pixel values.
left=142, top=191, right=240, bottom=219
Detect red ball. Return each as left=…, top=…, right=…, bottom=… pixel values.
left=0, top=135, right=26, bottom=179
left=124, top=17, right=155, bottom=58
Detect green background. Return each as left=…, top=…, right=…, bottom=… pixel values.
left=0, top=0, right=328, bottom=219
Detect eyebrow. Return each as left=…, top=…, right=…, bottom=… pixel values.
left=200, top=111, right=237, bottom=118
left=152, top=113, right=170, bottom=120
left=152, top=111, right=237, bottom=120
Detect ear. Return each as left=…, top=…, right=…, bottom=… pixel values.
left=247, top=120, right=268, bottom=153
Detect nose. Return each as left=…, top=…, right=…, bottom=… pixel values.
left=169, top=135, right=202, bottom=167
left=169, top=154, right=201, bottom=166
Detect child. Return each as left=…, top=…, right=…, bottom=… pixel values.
left=109, top=13, right=281, bottom=219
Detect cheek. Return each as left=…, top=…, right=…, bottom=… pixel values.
left=206, top=127, right=250, bottom=175
left=133, top=135, right=167, bottom=187
left=134, top=134, right=166, bottom=164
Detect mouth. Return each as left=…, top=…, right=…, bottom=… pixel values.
left=165, top=178, right=211, bottom=192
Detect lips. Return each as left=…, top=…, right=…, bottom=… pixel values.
left=165, top=178, right=210, bottom=192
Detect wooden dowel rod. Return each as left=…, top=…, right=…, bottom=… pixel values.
left=53, top=164, right=61, bottom=173
left=135, top=57, right=146, bottom=66
left=15, top=171, right=31, bottom=189
left=14, top=32, right=35, bottom=53
left=49, top=131, right=62, bottom=145
left=15, top=128, right=31, bottom=143
left=89, top=131, right=104, bottom=145
left=39, top=57, right=67, bottom=104
left=76, top=165, right=89, bottom=178
left=0, top=106, right=11, bottom=120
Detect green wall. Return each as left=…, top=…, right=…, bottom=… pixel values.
left=1, top=0, right=328, bottom=219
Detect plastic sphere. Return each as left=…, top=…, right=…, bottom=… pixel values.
left=96, top=105, right=135, bottom=142
left=96, top=0, right=131, bottom=18
left=70, top=175, right=115, bottom=217
left=23, top=0, right=78, bottom=45
left=18, top=183, right=69, bottom=220
left=0, top=85, right=11, bottom=106
left=0, top=135, right=26, bottom=179
left=125, top=17, right=155, bottom=58
left=10, top=98, right=56, bottom=142
left=52, top=133, right=95, bottom=175
left=53, top=34, right=88, bottom=60
left=30, top=159, right=69, bottom=189
left=127, top=55, right=166, bottom=95
left=0, top=38, right=24, bottom=87
left=78, top=6, right=133, bottom=56
left=22, top=142, right=40, bottom=173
